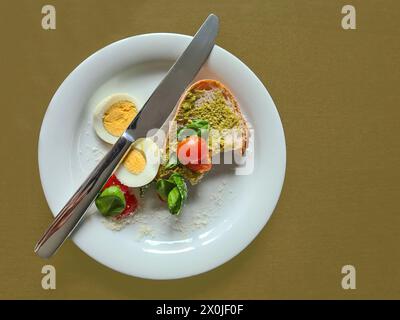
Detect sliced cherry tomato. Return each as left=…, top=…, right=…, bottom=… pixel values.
left=177, top=136, right=209, bottom=165
left=103, top=175, right=138, bottom=219
left=186, top=162, right=212, bottom=173
left=102, top=174, right=129, bottom=193
left=115, top=191, right=138, bottom=220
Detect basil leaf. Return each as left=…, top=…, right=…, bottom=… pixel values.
left=188, top=119, right=209, bottom=131
left=156, top=174, right=187, bottom=215
left=177, top=119, right=209, bottom=141
left=95, top=186, right=126, bottom=217
left=169, top=173, right=188, bottom=201
left=167, top=187, right=182, bottom=215
left=165, top=153, right=179, bottom=169
left=177, top=127, right=198, bottom=141
left=156, top=179, right=175, bottom=201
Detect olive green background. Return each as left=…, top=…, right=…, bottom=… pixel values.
left=1, top=0, right=399, bottom=299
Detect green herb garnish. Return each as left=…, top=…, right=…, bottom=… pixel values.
left=165, top=153, right=179, bottom=170
left=167, top=187, right=182, bottom=215
left=156, top=179, right=176, bottom=201
left=169, top=173, right=188, bottom=201
left=156, top=173, right=187, bottom=215
left=95, top=186, right=126, bottom=217
left=177, top=119, right=209, bottom=141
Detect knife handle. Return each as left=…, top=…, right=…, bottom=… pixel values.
left=34, top=133, right=134, bottom=258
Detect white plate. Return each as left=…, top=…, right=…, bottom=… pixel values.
left=38, top=33, right=286, bottom=279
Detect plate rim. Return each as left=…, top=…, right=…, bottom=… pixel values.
left=38, top=32, right=287, bottom=279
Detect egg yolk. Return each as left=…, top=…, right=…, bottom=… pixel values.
left=123, top=149, right=146, bottom=174
left=103, top=100, right=137, bottom=137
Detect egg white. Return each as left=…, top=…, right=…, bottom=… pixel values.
left=115, top=138, right=161, bottom=187
left=93, top=93, right=139, bottom=144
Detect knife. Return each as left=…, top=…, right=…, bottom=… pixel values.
left=34, top=14, right=219, bottom=258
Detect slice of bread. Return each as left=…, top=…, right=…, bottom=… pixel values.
left=158, top=79, right=249, bottom=184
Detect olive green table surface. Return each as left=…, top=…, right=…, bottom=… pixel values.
left=1, top=0, right=399, bottom=299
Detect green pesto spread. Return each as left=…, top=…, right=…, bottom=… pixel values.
left=176, top=89, right=241, bottom=131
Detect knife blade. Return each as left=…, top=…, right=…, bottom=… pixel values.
left=34, top=14, right=219, bottom=258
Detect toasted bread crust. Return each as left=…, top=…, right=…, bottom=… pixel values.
left=159, top=79, right=250, bottom=185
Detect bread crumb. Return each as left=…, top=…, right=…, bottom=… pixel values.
left=138, top=224, right=154, bottom=239
left=102, top=181, right=230, bottom=238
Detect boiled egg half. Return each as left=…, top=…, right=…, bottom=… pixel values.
left=115, top=138, right=161, bottom=187
left=93, top=93, right=139, bottom=144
